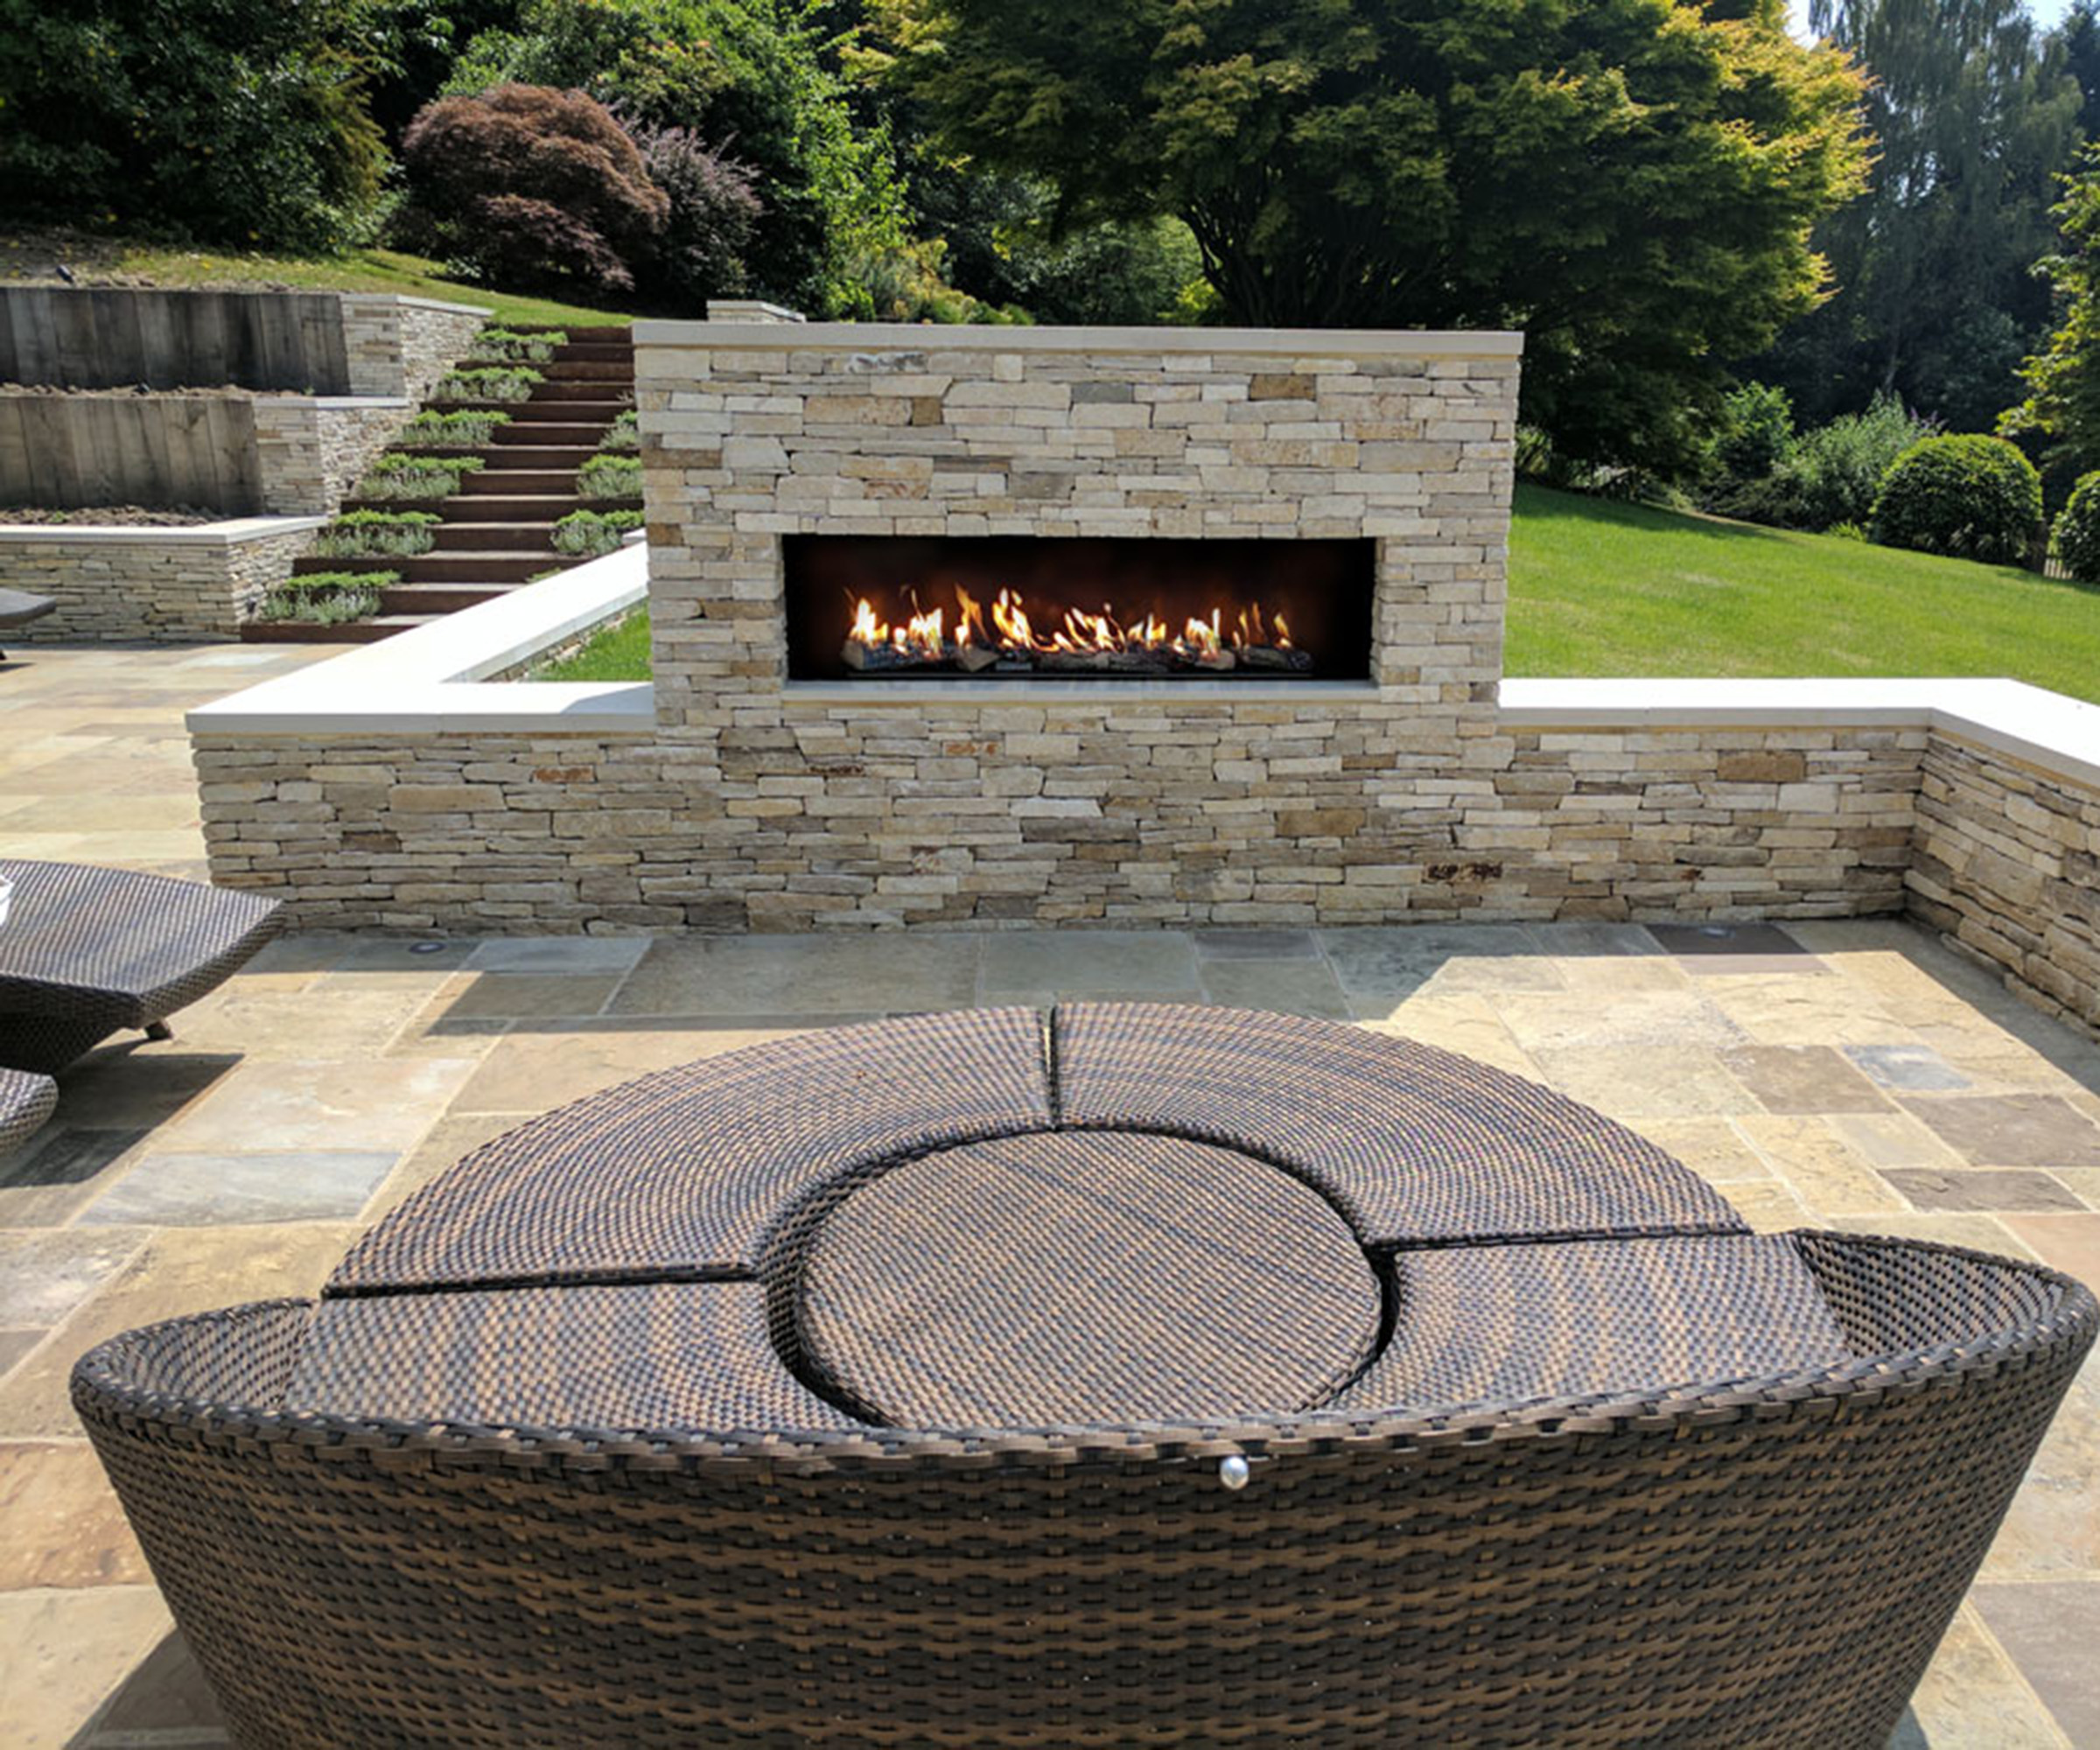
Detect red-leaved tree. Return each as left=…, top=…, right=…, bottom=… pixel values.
left=399, top=85, right=669, bottom=294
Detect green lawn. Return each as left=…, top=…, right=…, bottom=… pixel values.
left=534, top=610, right=652, bottom=682
left=1508, top=485, right=2100, bottom=703
left=1, top=232, right=634, bottom=328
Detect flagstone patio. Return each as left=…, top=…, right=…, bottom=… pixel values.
left=3, top=644, right=2098, bottom=1747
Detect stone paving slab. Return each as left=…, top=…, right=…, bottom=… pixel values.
left=3, top=645, right=2098, bottom=1747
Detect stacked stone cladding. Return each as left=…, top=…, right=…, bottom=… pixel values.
left=1909, top=734, right=2100, bottom=1037
left=7, top=523, right=317, bottom=642
left=250, top=399, right=412, bottom=514
left=187, top=324, right=2098, bottom=1039
left=340, top=296, right=488, bottom=400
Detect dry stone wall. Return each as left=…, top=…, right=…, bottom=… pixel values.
left=1910, top=733, right=2100, bottom=1038
left=340, top=296, right=488, bottom=400
left=250, top=398, right=412, bottom=514
left=4, top=522, right=318, bottom=641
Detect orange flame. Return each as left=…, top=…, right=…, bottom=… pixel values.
left=847, top=584, right=1294, bottom=663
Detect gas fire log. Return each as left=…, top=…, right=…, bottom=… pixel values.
left=954, top=643, right=1000, bottom=673
left=841, top=640, right=940, bottom=673
left=1241, top=645, right=1315, bottom=673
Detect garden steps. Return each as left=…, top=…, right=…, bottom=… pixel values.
left=248, top=329, right=638, bottom=646
left=378, top=582, right=520, bottom=614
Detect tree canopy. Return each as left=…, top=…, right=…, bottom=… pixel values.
left=889, top=0, right=1871, bottom=473
left=1756, top=0, right=2083, bottom=430
left=2001, top=145, right=2100, bottom=480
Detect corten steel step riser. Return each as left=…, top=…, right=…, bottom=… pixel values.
left=459, top=470, right=602, bottom=495
left=435, top=495, right=600, bottom=522
left=379, top=583, right=518, bottom=614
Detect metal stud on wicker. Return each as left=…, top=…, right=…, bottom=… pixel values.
left=74, top=1004, right=2099, bottom=1749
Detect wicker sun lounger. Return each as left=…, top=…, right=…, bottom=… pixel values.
left=76, top=1004, right=2096, bottom=1749
left=0, top=586, right=55, bottom=659
left=0, top=860, right=282, bottom=1073
left=0, top=1067, right=57, bottom=1154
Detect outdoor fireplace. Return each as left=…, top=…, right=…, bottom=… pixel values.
left=784, top=534, right=1376, bottom=682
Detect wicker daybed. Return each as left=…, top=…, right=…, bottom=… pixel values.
left=0, top=860, right=281, bottom=1073
left=0, top=1066, right=57, bottom=1154
left=76, top=1004, right=2096, bottom=1749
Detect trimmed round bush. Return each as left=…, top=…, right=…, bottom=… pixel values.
left=1869, top=435, right=2043, bottom=565
left=2054, top=471, right=2100, bottom=584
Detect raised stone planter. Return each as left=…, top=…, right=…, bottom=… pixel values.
left=0, top=517, right=324, bottom=642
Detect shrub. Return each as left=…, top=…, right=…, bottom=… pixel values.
left=358, top=454, right=486, bottom=500
left=1711, top=383, right=1795, bottom=488
left=395, top=410, right=514, bottom=449
left=312, top=511, right=441, bottom=557
left=552, top=508, right=644, bottom=556
left=259, top=572, right=389, bottom=624
left=398, top=85, right=669, bottom=295
left=2055, top=471, right=2100, bottom=583
left=1708, top=395, right=1930, bottom=531
left=1870, top=435, right=2044, bottom=564
left=435, top=366, right=544, bottom=403
left=618, top=113, right=763, bottom=304
left=577, top=454, right=644, bottom=500
left=600, top=410, right=640, bottom=452
left=442, top=0, right=907, bottom=315
left=472, top=327, right=565, bottom=362
left=1824, top=521, right=1867, bottom=542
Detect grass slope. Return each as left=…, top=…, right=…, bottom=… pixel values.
left=1, top=232, right=634, bottom=328
left=1508, top=485, right=2100, bottom=704
left=533, top=610, right=652, bottom=682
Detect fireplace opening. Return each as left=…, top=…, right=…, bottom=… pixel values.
left=784, top=535, right=1375, bottom=682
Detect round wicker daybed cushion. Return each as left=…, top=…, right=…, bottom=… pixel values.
left=293, top=1004, right=1852, bottom=1432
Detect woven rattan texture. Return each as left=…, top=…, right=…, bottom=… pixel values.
left=795, top=1130, right=1381, bottom=1425
left=1053, top=1003, right=1745, bottom=1247
left=1340, top=1235, right=1852, bottom=1413
left=286, top=1283, right=864, bottom=1432
left=0, top=1068, right=56, bottom=1155
left=73, top=1243, right=2097, bottom=1749
left=0, top=860, right=282, bottom=1072
left=329, top=1008, right=1054, bottom=1291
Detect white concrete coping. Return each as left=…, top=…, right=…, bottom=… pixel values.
left=187, top=542, right=651, bottom=736
left=704, top=299, right=806, bottom=323
left=358, top=292, right=494, bottom=318
left=300, top=397, right=413, bottom=412
left=0, top=515, right=326, bottom=544
left=634, top=321, right=1525, bottom=360
left=1501, top=676, right=2100, bottom=793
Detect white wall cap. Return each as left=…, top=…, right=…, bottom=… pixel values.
left=0, top=516, right=326, bottom=544
left=634, top=321, right=1526, bottom=359
left=188, top=542, right=649, bottom=736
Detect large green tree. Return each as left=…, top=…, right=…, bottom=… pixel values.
left=2002, top=146, right=2100, bottom=480
left=889, top=0, right=1868, bottom=473
left=1759, top=0, right=2083, bottom=430
left=0, top=0, right=391, bottom=252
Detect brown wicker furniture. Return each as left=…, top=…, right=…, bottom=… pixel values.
left=0, top=860, right=281, bottom=1073
left=0, top=584, right=55, bottom=658
left=0, top=1067, right=56, bottom=1154
left=76, top=1004, right=2096, bottom=1749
